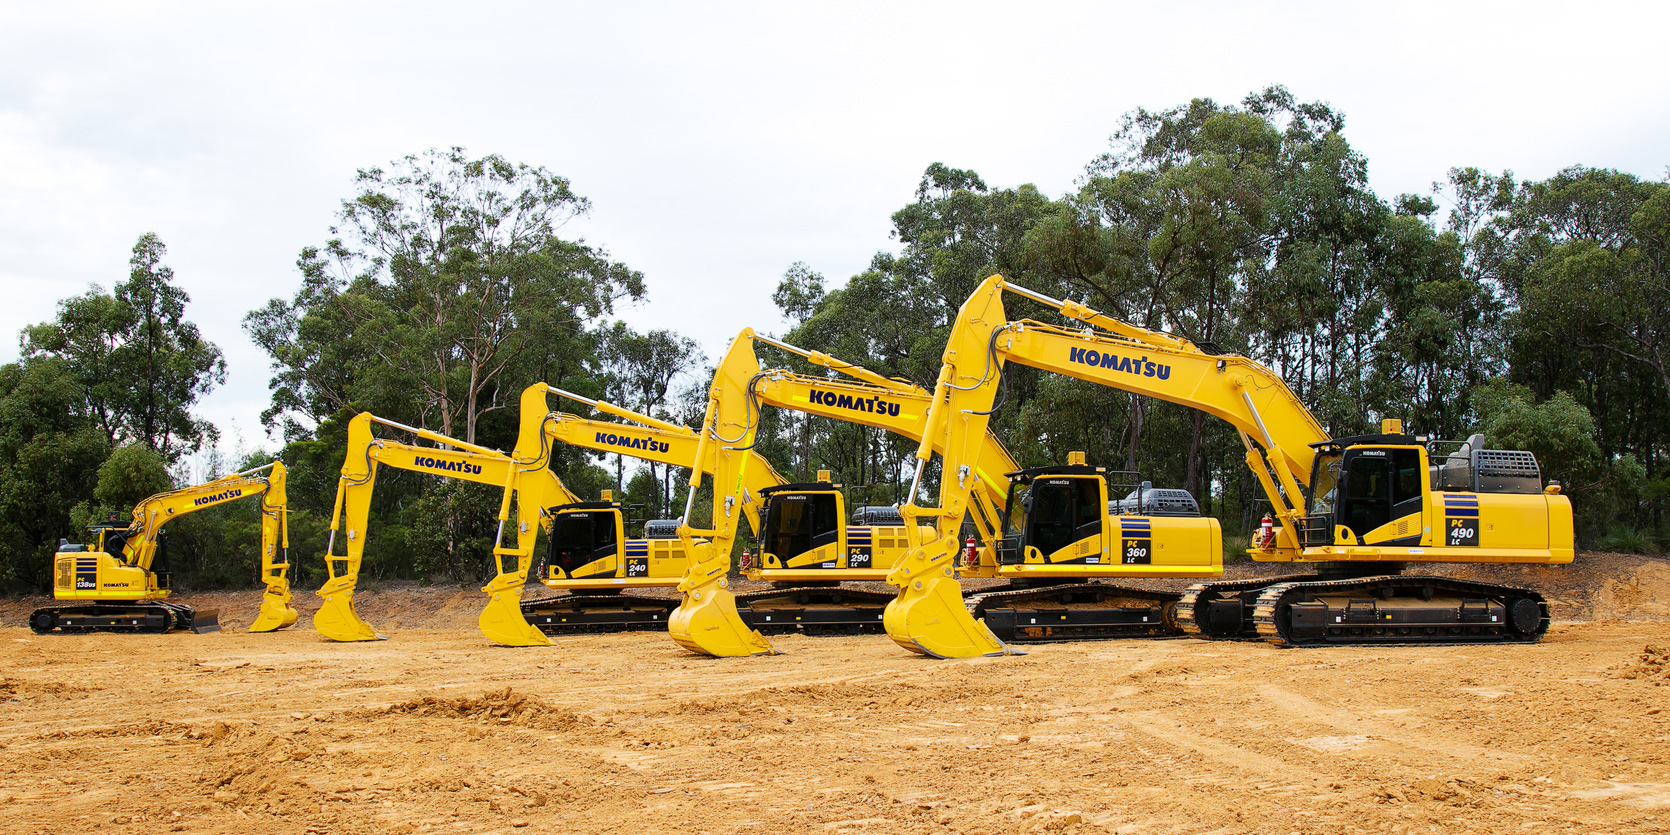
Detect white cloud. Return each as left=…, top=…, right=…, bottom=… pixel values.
left=1, top=0, right=1666, bottom=453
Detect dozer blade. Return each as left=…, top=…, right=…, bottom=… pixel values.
left=248, top=588, right=300, bottom=633
left=884, top=548, right=1020, bottom=659
left=313, top=577, right=384, bottom=641
left=478, top=574, right=553, bottom=647
left=184, top=608, right=222, bottom=634
left=668, top=544, right=777, bottom=657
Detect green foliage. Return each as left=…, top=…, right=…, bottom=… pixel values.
left=1473, top=382, right=1603, bottom=486
left=403, top=480, right=503, bottom=582
left=94, top=445, right=174, bottom=510
left=0, top=356, right=110, bottom=588
left=245, top=147, right=645, bottom=445
left=1596, top=524, right=1662, bottom=555
left=22, top=234, right=225, bottom=460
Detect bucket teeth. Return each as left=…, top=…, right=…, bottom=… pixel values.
left=248, top=587, right=299, bottom=633
left=668, top=542, right=777, bottom=657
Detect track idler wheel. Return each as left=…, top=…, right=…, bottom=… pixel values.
left=29, top=610, right=55, bottom=634
left=668, top=540, right=777, bottom=657
left=1508, top=598, right=1543, bottom=635
left=883, top=541, right=1021, bottom=659
left=312, top=576, right=385, bottom=641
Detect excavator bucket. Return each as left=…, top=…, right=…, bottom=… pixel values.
left=313, top=576, right=384, bottom=641
left=668, top=541, right=777, bottom=657
left=478, top=568, right=553, bottom=647
left=248, top=587, right=300, bottom=632
left=884, top=539, right=1021, bottom=659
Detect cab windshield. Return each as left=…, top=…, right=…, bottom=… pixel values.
left=1308, top=452, right=1343, bottom=516
left=549, top=511, right=616, bottom=571
left=1002, top=480, right=1031, bottom=538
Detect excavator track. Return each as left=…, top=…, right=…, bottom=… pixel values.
left=520, top=593, right=680, bottom=634
left=1251, top=574, right=1549, bottom=648
left=1177, top=575, right=1314, bottom=640
left=967, top=583, right=1182, bottom=643
left=733, top=586, right=897, bottom=635
left=28, top=601, right=220, bottom=634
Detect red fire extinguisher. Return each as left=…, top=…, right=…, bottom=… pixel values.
left=963, top=535, right=978, bottom=568
left=1258, top=513, right=1274, bottom=549
left=739, top=548, right=752, bottom=571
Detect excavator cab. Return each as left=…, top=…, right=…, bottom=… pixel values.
left=51, top=523, right=161, bottom=601
left=1298, top=421, right=1564, bottom=560
left=999, top=466, right=1106, bottom=566
left=995, top=454, right=1220, bottom=579
left=757, top=481, right=846, bottom=572
left=545, top=501, right=629, bottom=580
left=542, top=500, right=692, bottom=587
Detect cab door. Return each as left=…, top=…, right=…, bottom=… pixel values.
left=763, top=491, right=845, bottom=569
left=1024, top=477, right=1105, bottom=564
left=1339, top=448, right=1428, bottom=546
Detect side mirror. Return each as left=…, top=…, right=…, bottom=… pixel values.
left=1021, top=496, right=1033, bottom=515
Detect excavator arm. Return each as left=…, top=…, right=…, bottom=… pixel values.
left=507, top=369, right=782, bottom=656
left=739, top=333, right=1018, bottom=564
left=315, top=411, right=575, bottom=646
left=124, top=463, right=300, bottom=632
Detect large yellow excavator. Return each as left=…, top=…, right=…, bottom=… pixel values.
left=722, top=331, right=1220, bottom=643
left=31, top=462, right=299, bottom=634
left=885, top=275, right=1573, bottom=657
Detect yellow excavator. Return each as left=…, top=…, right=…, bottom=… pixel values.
left=884, top=275, right=1573, bottom=657
left=31, top=462, right=299, bottom=634
left=315, top=409, right=580, bottom=645
left=495, top=329, right=782, bottom=655
left=721, top=331, right=1221, bottom=643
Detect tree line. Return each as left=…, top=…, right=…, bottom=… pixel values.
left=1, top=88, right=1664, bottom=593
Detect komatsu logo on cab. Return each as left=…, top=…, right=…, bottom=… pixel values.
left=808, top=389, right=903, bottom=418
left=1067, top=347, right=1171, bottom=380
left=415, top=455, right=483, bottom=475
left=595, top=432, right=670, bottom=453
left=193, top=488, right=243, bottom=506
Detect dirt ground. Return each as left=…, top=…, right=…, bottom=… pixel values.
left=3, top=553, right=1669, bottom=835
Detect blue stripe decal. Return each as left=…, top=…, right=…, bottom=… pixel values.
left=1446, top=509, right=1479, bottom=518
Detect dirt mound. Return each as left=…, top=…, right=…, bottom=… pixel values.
left=370, top=687, right=593, bottom=731
left=1590, top=560, right=1670, bottom=621
left=1613, top=644, right=1670, bottom=685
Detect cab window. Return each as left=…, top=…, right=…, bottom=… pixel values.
left=764, top=494, right=840, bottom=561
left=1026, top=479, right=1102, bottom=556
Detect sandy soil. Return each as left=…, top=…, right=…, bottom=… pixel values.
left=3, top=553, right=1669, bottom=835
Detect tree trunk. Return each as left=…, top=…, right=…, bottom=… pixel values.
left=1185, top=411, right=1205, bottom=499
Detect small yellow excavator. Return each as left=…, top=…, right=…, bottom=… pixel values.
left=31, top=462, right=298, bottom=634
left=884, top=275, right=1574, bottom=657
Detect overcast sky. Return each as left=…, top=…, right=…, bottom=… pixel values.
left=3, top=1, right=1667, bottom=460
